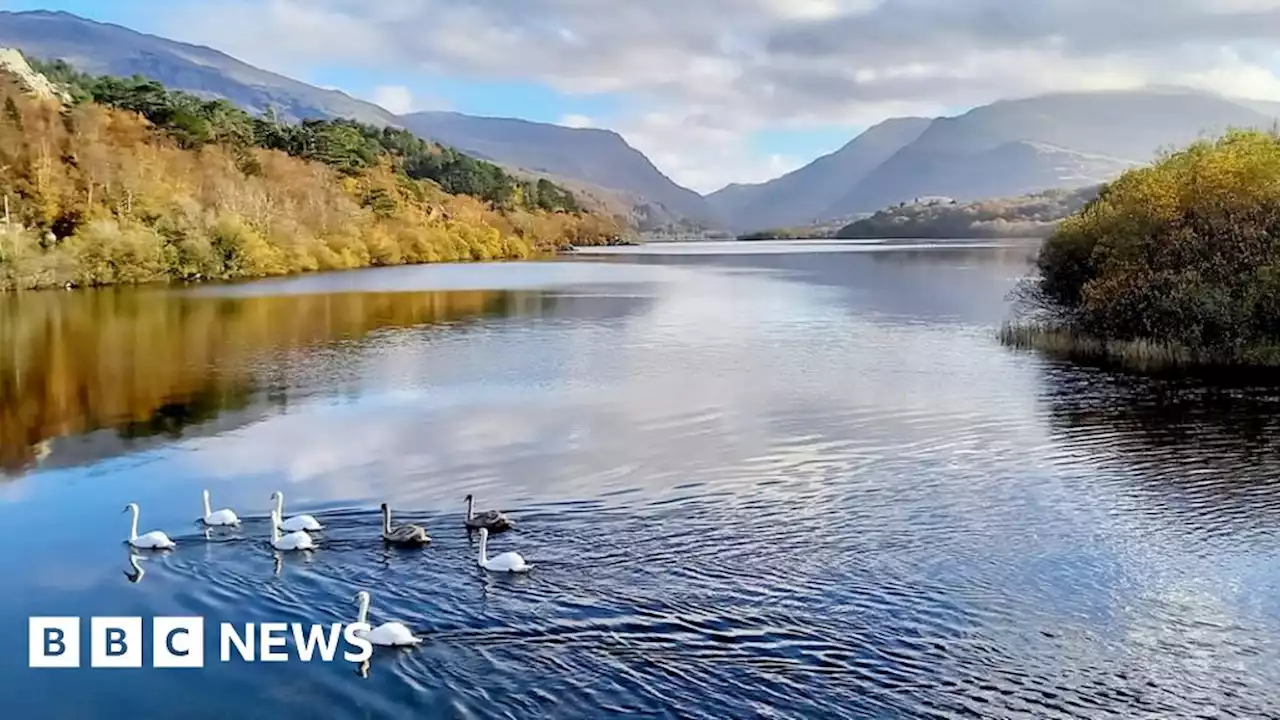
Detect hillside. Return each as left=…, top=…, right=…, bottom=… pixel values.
left=0, top=10, right=395, bottom=125
left=0, top=54, right=619, bottom=291
left=836, top=185, right=1102, bottom=239
left=707, top=117, right=930, bottom=233
left=399, top=111, right=718, bottom=230
left=511, top=169, right=709, bottom=233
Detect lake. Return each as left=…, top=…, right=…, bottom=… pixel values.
left=2, top=240, right=1279, bottom=719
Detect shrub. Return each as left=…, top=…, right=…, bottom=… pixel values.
left=1011, top=129, right=1280, bottom=367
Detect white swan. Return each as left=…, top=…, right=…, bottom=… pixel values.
left=464, top=493, right=513, bottom=532
left=123, top=503, right=175, bottom=549
left=200, top=489, right=240, bottom=527
left=270, top=491, right=323, bottom=532
left=352, top=591, right=422, bottom=646
left=477, top=527, right=532, bottom=573
left=269, top=509, right=314, bottom=551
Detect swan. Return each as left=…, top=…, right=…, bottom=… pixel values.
left=270, top=491, right=323, bottom=532
left=477, top=527, right=532, bottom=573
left=123, top=503, right=176, bottom=549
left=269, top=509, right=314, bottom=551
left=464, top=493, right=513, bottom=532
left=200, top=489, right=240, bottom=527
left=381, top=503, right=429, bottom=546
left=351, top=590, right=422, bottom=646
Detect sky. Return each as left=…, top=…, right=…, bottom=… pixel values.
left=4, top=0, right=1280, bottom=194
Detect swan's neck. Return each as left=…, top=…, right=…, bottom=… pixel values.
left=466, top=496, right=474, bottom=520
left=202, top=491, right=212, bottom=518
left=128, top=506, right=139, bottom=540
left=382, top=506, right=391, bottom=534
left=274, top=493, right=284, bottom=519
left=270, top=513, right=280, bottom=542
left=357, top=595, right=370, bottom=625
left=478, top=533, right=488, bottom=563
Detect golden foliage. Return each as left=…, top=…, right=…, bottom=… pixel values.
left=0, top=78, right=622, bottom=290
left=1023, top=128, right=1280, bottom=366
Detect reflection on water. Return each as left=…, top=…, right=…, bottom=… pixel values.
left=1, top=243, right=1278, bottom=719
left=1040, top=367, right=1280, bottom=531
left=0, top=286, right=651, bottom=475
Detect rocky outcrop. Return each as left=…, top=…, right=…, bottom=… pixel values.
left=0, top=47, right=69, bottom=103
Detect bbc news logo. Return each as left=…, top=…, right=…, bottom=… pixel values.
left=29, top=617, right=373, bottom=668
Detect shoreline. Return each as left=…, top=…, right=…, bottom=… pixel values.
left=998, top=322, right=1280, bottom=371
left=1, top=241, right=632, bottom=294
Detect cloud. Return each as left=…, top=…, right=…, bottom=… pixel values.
left=614, top=109, right=807, bottom=192
left=558, top=113, right=595, bottom=128
left=370, top=85, right=415, bottom=114
left=166, top=0, right=1280, bottom=190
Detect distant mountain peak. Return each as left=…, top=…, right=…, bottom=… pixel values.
left=706, top=115, right=931, bottom=232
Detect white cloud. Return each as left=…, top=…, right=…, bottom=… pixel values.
left=370, top=85, right=415, bottom=114
left=612, top=109, right=809, bottom=193
left=559, top=113, right=595, bottom=128
left=164, top=0, right=1280, bottom=189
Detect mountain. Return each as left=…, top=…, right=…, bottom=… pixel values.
left=706, top=117, right=931, bottom=232
left=830, top=88, right=1279, bottom=217
left=0, top=10, right=712, bottom=231
left=826, top=140, right=1137, bottom=216
left=0, top=10, right=396, bottom=125
left=721, top=88, right=1280, bottom=232
left=398, top=111, right=718, bottom=229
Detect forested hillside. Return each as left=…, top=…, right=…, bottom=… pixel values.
left=0, top=56, right=620, bottom=290
left=836, top=186, right=1102, bottom=239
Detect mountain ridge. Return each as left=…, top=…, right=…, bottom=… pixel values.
left=706, top=116, right=931, bottom=232
left=0, top=9, right=398, bottom=125
left=719, top=87, right=1280, bottom=231
left=398, top=110, right=718, bottom=229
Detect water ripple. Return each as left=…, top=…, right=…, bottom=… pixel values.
left=3, top=246, right=1280, bottom=718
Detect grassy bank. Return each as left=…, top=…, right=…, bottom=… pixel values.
left=1003, top=129, right=1280, bottom=370
left=999, top=322, right=1280, bottom=371
left=0, top=59, right=623, bottom=291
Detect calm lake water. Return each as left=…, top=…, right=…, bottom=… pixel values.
left=2, top=240, right=1279, bottom=719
